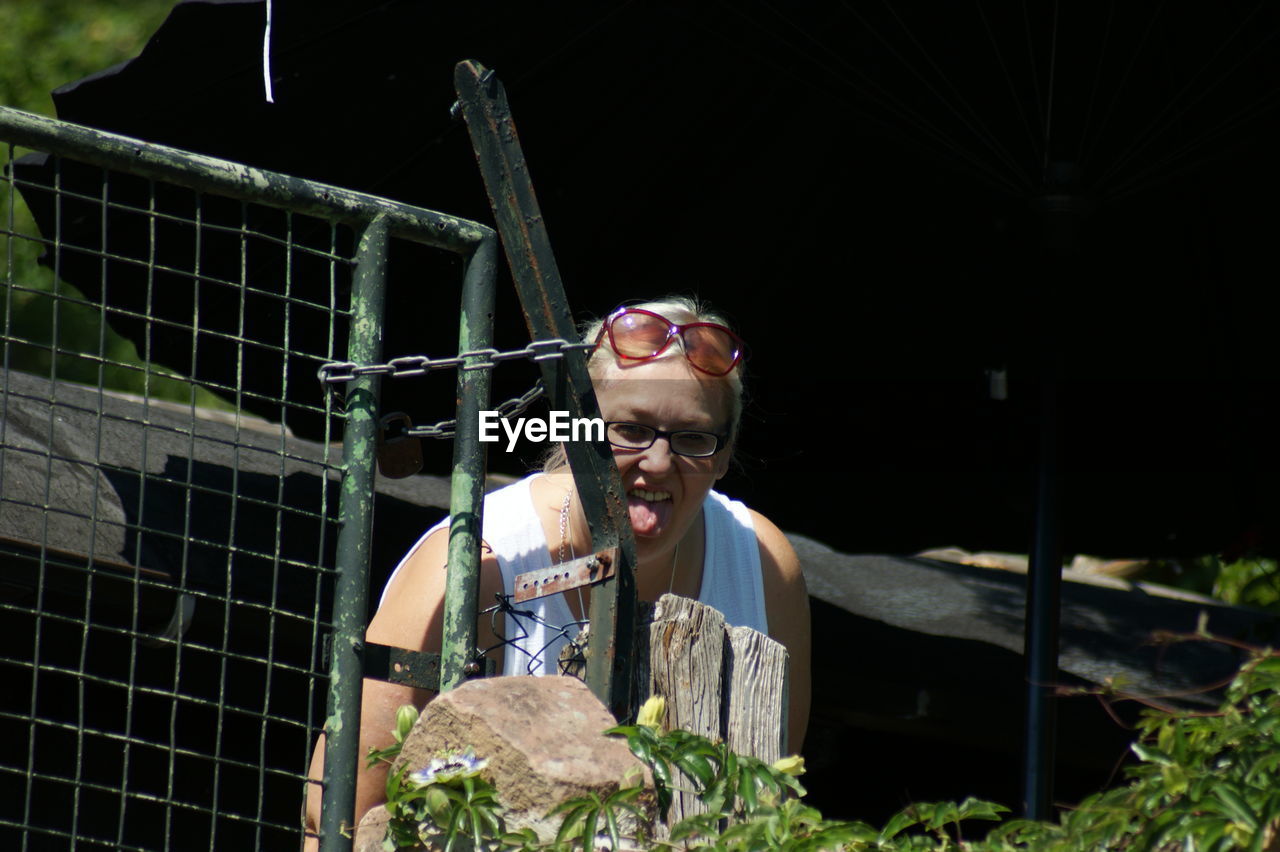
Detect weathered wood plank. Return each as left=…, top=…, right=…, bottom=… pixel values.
left=647, top=594, right=724, bottom=825
left=724, top=625, right=789, bottom=762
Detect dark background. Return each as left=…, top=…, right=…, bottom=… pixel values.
left=48, top=0, right=1280, bottom=563
left=11, top=1, right=1280, bottom=836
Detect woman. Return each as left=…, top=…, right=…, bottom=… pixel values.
left=308, top=297, right=810, bottom=835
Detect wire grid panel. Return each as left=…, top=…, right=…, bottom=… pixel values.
left=0, top=119, right=470, bottom=850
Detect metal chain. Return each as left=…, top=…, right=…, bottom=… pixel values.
left=402, top=380, right=547, bottom=440
left=316, top=338, right=595, bottom=384
left=318, top=338, right=595, bottom=439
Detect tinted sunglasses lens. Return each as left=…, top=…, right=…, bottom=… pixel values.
left=681, top=325, right=740, bottom=375
left=610, top=311, right=672, bottom=358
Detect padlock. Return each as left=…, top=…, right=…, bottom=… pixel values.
left=376, top=412, right=423, bottom=478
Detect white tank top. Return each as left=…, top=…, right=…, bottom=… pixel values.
left=383, top=475, right=767, bottom=676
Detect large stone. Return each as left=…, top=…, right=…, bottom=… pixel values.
left=354, top=805, right=390, bottom=852
left=387, top=676, right=651, bottom=843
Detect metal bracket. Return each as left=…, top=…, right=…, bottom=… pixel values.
left=362, top=643, right=442, bottom=690
left=512, top=546, right=619, bottom=603
left=357, top=643, right=495, bottom=691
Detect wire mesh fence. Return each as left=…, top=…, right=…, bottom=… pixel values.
left=0, top=107, right=492, bottom=850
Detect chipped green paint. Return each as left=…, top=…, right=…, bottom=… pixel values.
left=438, top=233, right=499, bottom=692
left=320, top=215, right=390, bottom=852
left=0, top=106, right=494, bottom=250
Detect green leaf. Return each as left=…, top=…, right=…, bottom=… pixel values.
left=553, top=801, right=589, bottom=845
left=701, top=776, right=729, bottom=816
left=1246, top=751, right=1280, bottom=785
left=750, top=762, right=781, bottom=797
left=677, top=752, right=716, bottom=789
left=652, top=756, right=675, bottom=800
left=669, top=812, right=721, bottom=842
left=955, top=797, right=1010, bottom=822
left=879, top=805, right=925, bottom=841
left=926, top=801, right=959, bottom=830
left=1132, top=742, right=1176, bottom=766
left=1213, top=785, right=1260, bottom=831
left=739, top=767, right=758, bottom=813
left=582, top=800, right=600, bottom=852
left=603, top=799, right=622, bottom=850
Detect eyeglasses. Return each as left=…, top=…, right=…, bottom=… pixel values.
left=596, top=307, right=744, bottom=377
left=605, top=421, right=727, bottom=458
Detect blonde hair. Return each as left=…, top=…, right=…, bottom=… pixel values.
left=541, top=296, right=745, bottom=473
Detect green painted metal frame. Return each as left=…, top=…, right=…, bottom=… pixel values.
left=322, top=214, right=392, bottom=848
left=0, top=106, right=499, bottom=852
left=440, top=234, right=500, bottom=692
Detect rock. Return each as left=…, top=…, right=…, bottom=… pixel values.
left=354, top=805, right=390, bottom=852
left=384, top=676, right=651, bottom=845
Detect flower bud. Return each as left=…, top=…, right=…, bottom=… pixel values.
left=771, top=755, right=806, bottom=776
left=395, top=704, right=419, bottom=743
left=636, top=695, right=666, bottom=732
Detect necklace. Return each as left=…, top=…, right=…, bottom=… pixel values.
left=560, top=488, right=682, bottom=599
left=558, top=488, right=573, bottom=564
left=559, top=488, right=586, bottom=618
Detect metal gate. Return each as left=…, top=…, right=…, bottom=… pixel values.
left=2, top=60, right=639, bottom=851
left=0, top=104, right=496, bottom=849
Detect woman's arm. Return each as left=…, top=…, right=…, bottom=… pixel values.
left=303, top=529, right=505, bottom=849
left=750, top=509, right=812, bottom=754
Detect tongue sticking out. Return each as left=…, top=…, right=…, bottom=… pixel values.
left=628, top=494, right=673, bottom=536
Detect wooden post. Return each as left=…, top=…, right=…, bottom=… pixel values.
left=647, top=595, right=725, bottom=825
left=643, top=595, right=790, bottom=830
left=724, top=625, right=789, bottom=763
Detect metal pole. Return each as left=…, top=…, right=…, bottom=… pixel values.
left=1022, top=169, right=1084, bottom=819
left=1022, top=370, right=1060, bottom=820
left=452, top=60, right=639, bottom=720
left=320, top=214, right=389, bottom=851
left=440, top=233, right=499, bottom=691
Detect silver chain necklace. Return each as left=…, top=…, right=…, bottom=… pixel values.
left=559, top=489, right=587, bottom=617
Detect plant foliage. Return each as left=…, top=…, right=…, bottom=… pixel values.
left=375, top=637, right=1279, bottom=850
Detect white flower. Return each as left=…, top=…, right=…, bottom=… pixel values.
left=408, top=749, right=489, bottom=785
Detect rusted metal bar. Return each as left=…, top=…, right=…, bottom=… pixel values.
left=452, top=60, right=639, bottom=720
left=440, top=232, right=500, bottom=691
left=320, top=214, right=390, bottom=852
left=513, top=547, right=619, bottom=603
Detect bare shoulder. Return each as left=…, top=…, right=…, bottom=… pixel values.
left=368, top=527, right=504, bottom=654
left=746, top=508, right=808, bottom=636
left=748, top=508, right=811, bottom=751
left=367, top=528, right=450, bottom=651
left=748, top=509, right=805, bottom=589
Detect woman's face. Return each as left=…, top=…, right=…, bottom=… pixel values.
left=592, top=355, right=732, bottom=563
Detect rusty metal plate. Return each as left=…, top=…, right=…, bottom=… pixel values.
left=513, top=547, right=619, bottom=602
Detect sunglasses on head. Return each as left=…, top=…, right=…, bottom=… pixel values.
left=595, top=307, right=745, bottom=377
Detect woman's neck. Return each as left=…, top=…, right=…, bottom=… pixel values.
left=551, top=474, right=702, bottom=603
